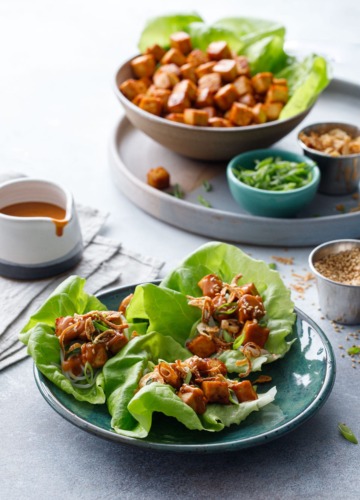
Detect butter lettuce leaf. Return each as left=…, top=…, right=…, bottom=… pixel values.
left=186, top=22, right=244, bottom=53
left=213, top=17, right=285, bottom=47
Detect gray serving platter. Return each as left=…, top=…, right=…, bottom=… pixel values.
left=109, top=78, right=360, bottom=247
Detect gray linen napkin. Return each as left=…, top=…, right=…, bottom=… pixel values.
left=0, top=205, right=164, bottom=371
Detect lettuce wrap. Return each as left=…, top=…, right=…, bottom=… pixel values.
left=136, top=13, right=330, bottom=118
left=126, top=242, right=296, bottom=373
left=102, top=332, right=276, bottom=437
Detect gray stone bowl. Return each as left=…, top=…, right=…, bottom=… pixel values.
left=114, top=57, right=314, bottom=162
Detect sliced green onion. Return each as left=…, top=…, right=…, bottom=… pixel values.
left=93, top=320, right=108, bottom=332
left=268, top=263, right=277, bottom=270
left=233, top=332, right=245, bottom=350
left=202, top=180, right=212, bottom=192
left=184, top=370, right=192, bottom=385
left=215, top=302, right=238, bottom=316
left=198, top=195, right=212, bottom=208
left=229, top=388, right=239, bottom=405
left=222, top=330, right=233, bottom=343
left=347, top=346, right=360, bottom=355
left=172, top=183, right=184, bottom=199
left=83, top=361, right=95, bottom=385
left=338, top=423, right=358, bottom=444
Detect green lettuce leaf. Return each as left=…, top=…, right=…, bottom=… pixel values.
left=243, top=35, right=288, bottom=74
left=213, top=17, right=285, bottom=47
left=186, top=22, right=244, bottom=53
left=19, top=276, right=108, bottom=404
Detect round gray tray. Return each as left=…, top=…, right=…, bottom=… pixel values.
left=109, top=78, right=360, bottom=247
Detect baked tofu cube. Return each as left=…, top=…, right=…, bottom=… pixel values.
left=242, top=320, right=270, bottom=348
left=233, top=76, right=253, bottom=96
left=119, top=79, right=148, bottom=101
left=207, top=41, right=232, bottom=61
left=167, top=91, right=191, bottom=113
left=234, top=55, right=251, bottom=76
left=238, top=294, right=265, bottom=322
left=196, top=88, right=214, bottom=107
left=252, top=103, right=267, bottom=124
left=159, top=63, right=181, bottom=76
left=165, top=112, right=185, bottom=123
left=238, top=93, right=256, bottom=107
left=266, top=84, right=289, bottom=103
left=198, top=73, right=222, bottom=93
left=130, top=54, right=156, bottom=78
left=239, top=282, right=260, bottom=296
left=183, top=108, right=209, bottom=126
left=170, top=31, right=192, bottom=55
left=178, top=385, right=206, bottom=414
left=272, top=77, right=288, bottom=86
left=201, top=380, right=230, bottom=404
left=145, top=44, right=166, bottom=62
left=195, top=62, right=216, bottom=79
left=161, top=47, right=187, bottom=67
left=138, top=96, right=162, bottom=116
left=186, top=334, right=217, bottom=357
left=231, top=380, right=258, bottom=402
left=213, top=59, right=238, bottom=82
left=132, top=93, right=146, bottom=106
left=263, top=101, right=283, bottom=121
left=173, top=79, right=197, bottom=101
left=209, top=117, right=232, bottom=127
left=147, top=166, right=170, bottom=189
left=214, top=83, right=238, bottom=111
left=180, top=63, right=197, bottom=83
left=229, top=103, right=254, bottom=126
left=138, top=76, right=152, bottom=89
left=153, top=69, right=179, bottom=89
left=146, top=87, right=171, bottom=109
left=187, top=49, right=209, bottom=66
left=251, top=72, right=273, bottom=94
left=202, top=106, right=217, bottom=118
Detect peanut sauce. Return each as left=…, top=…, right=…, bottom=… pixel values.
left=0, top=201, right=68, bottom=236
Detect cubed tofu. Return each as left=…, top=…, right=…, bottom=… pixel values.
left=195, top=62, right=216, bottom=79
left=173, top=79, right=197, bottom=101
left=238, top=294, right=265, bottom=322
left=238, top=93, right=256, bottom=107
left=159, top=63, right=181, bottom=76
left=252, top=103, right=267, bottom=124
left=165, top=112, right=185, bottom=123
left=233, top=76, right=253, bottom=96
left=183, top=108, right=209, bottom=126
left=266, top=84, right=289, bottom=104
left=231, top=380, right=258, bottom=402
left=234, top=55, right=251, bottom=76
left=202, top=106, right=217, bottom=118
left=147, top=166, right=170, bottom=189
left=207, top=41, right=232, bottom=60
left=170, top=31, right=192, bottom=55
left=138, top=76, right=152, bottom=89
left=213, top=59, right=238, bottom=82
left=153, top=69, right=179, bottom=89
left=178, top=385, right=206, bottom=414
left=209, top=117, right=232, bottom=127
left=242, top=320, right=270, bottom=348
left=214, top=83, right=238, bottom=111
left=239, top=283, right=260, bottom=296
left=146, top=87, right=171, bottom=109
left=138, top=96, right=162, bottom=116
left=132, top=93, right=146, bottom=106
left=167, top=91, right=191, bottom=113
left=161, top=47, right=187, bottom=67
left=201, top=380, right=230, bottom=404
left=198, top=73, right=222, bottom=93
left=180, top=63, right=197, bottom=83
left=187, top=48, right=209, bottom=66
left=263, top=101, right=283, bottom=121
left=119, top=79, right=148, bottom=101
left=229, top=102, right=254, bottom=126
left=272, top=77, right=288, bottom=86
left=145, top=44, right=166, bottom=62
left=130, top=54, right=156, bottom=78
left=186, top=334, right=217, bottom=357
left=196, top=88, right=215, bottom=107
left=251, top=72, right=273, bottom=94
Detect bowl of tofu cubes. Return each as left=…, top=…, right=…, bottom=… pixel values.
left=114, top=31, right=314, bottom=161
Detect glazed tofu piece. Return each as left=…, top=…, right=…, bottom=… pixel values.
left=213, top=59, right=238, bottom=82
left=180, top=63, right=197, bottom=83
left=165, top=112, right=185, bottom=123
left=196, top=88, right=214, bottom=107
left=178, top=385, right=206, bottom=414
left=159, top=63, right=181, bottom=76
left=146, top=86, right=171, bottom=109
left=186, top=334, right=217, bottom=357
left=238, top=93, right=256, bottom=107
left=145, top=44, right=166, bottom=62
left=238, top=294, right=265, bottom=322
left=231, top=380, right=258, bottom=402
left=214, top=83, right=238, bottom=111
left=251, top=72, right=273, bottom=94
left=229, top=103, right=254, bottom=126
left=201, top=380, right=230, bottom=404
left=161, top=47, right=187, bottom=67
left=147, top=166, right=170, bottom=189
left=207, top=41, right=232, bottom=60
left=130, top=54, right=156, bottom=78
left=195, top=62, right=216, bottom=79
left=119, top=79, right=148, bottom=101
left=252, top=103, right=267, bottom=124
left=233, top=76, right=253, bottom=96
left=198, top=73, right=222, bottom=93
left=138, top=96, right=162, bottom=116
left=132, top=93, right=146, bottom=106
left=266, top=84, right=289, bottom=103
left=183, top=108, right=209, bottom=126
left=187, top=48, right=209, bottom=66
left=167, top=91, right=191, bottom=113
left=264, top=101, right=283, bottom=121
left=170, top=31, right=192, bottom=55
left=173, top=79, right=197, bottom=101
left=209, top=117, right=232, bottom=127
left=234, top=55, right=251, bottom=76
left=239, top=282, right=260, bottom=296
left=202, top=106, right=217, bottom=118
left=153, top=69, right=179, bottom=89
left=242, top=320, right=270, bottom=348
left=272, top=77, right=287, bottom=86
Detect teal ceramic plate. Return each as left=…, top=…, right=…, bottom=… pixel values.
left=34, top=282, right=336, bottom=453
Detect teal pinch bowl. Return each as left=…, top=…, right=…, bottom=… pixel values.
left=227, top=148, right=321, bottom=218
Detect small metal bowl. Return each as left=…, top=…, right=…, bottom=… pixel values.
left=298, top=122, right=360, bottom=195
left=309, top=239, right=360, bottom=324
